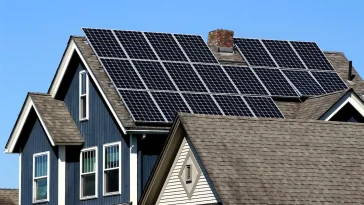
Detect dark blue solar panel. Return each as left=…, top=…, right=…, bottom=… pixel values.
left=262, top=40, right=305, bottom=69
left=311, top=71, right=347, bottom=93
left=144, top=32, right=188, bottom=62
left=182, top=93, right=222, bottom=115
left=244, top=96, right=284, bottom=118
left=253, top=68, right=298, bottom=96
left=163, top=62, right=208, bottom=92
left=100, top=59, right=145, bottom=89
left=174, top=34, right=218, bottom=63
left=223, top=66, right=268, bottom=95
left=83, top=28, right=127, bottom=58
left=132, top=60, right=177, bottom=91
left=114, top=30, right=157, bottom=60
left=119, top=90, right=165, bottom=122
left=213, top=95, right=253, bottom=116
left=234, top=38, right=276, bottom=67
left=151, top=92, right=191, bottom=121
left=282, top=70, right=325, bottom=96
left=194, top=64, right=238, bottom=94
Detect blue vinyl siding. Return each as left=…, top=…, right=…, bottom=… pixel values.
left=21, top=118, right=58, bottom=205
left=64, top=63, right=130, bottom=205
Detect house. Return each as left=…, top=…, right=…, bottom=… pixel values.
left=3, top=28, right=364, bottom=205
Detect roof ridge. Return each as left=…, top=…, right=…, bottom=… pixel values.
left=0, top=188, right=18, bottom=190
left=28, top=92, right=51, bottom=96
left=304, top=89, right=349, bottom=100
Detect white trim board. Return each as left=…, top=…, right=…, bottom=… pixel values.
left=48, top=39, right=127, bottom=134
left=130, top=135, right=138, bottom=204
left=321, top=92, right=364, bottom=121
left=58, top=146, right=66, bottom=205
left=5, top=97, right=56, bottom=153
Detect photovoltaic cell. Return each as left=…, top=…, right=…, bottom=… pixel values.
left=194, top=64, right=238, bottom=94
left=101, top=59, right=145, bottom=89
left=119, top=90, right=165, bottom=122
left=151, top=92, right=191, bottom=121
left=291, top=41, right=334, bottom=70
left=244, top=96, right=284, bottom=118
left=234, top=38, right=276, bottom=67
left=114, top=30, right=158, bottom=60
left=144, top=32, right=188, bottom=62
left=253, top=68, right=298, bottom=96
left=213, top=95, right=253, bottom=116
left=282, top=70, right=325, bottom=96
left=163, top=62, right=207, bottom=92
left=311, top=71, right=347, bottom=93
left=83, top=28, right=127, bottom=58
left=223, top=66, right=269, bottom=95
left=182, top=93, right=222, bottom=115
left=132, top=60, right=177, bottom=91
left=174, top=34, right=218, bottom=63
left=262, top=40, right=305, bottom=69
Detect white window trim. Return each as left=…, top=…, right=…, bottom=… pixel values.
left=79, top=70, right=89, bottom=121
left=80, top=146, right=98, bottom=200
left=33, top=151, right=50, bottom=203
left=103, top=141, right=122, bottom=196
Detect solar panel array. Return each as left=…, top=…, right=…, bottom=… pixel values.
left=235, top=37, right=347, bottom=96
left=83, top=28, right=347, bottom=123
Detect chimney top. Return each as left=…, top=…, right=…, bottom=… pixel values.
left=208, top=29, right=234, bottom=50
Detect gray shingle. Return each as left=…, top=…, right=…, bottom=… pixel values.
left=179, top=113, right=364, bottom=205
left=30, top=93, right=83, bottom=143
left=0, top=189, right=18, bottom=205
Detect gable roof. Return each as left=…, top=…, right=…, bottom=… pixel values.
left=0, top=189, right=18, bottom=205
left=5, top=93, right=83, bottom=153
left=143, top=113, right=364, bottom=204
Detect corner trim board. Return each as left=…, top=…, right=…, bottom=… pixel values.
left=58, top=146, right=66, bottom=205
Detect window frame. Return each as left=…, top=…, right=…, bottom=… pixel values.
left=79, top=146, right=98, bottom=200
left=103, top=141, right=122, bottom=196
left=79, top=70, right=89, bottom=121
left=185, top=164, right=192, bottom=183
left=32, top=151, right=50, bottom=203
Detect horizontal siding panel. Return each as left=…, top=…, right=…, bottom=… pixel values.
left=157, top=140, right=219, bottom=205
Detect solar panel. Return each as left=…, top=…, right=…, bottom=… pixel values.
left=144, top=32, right=188, bottom=62
left=182, top=93, right=222, bottom=115
left=119, top=90, right=165, bottom=122
left=244, top=96, right=284, bottom=118
left=193, top=64, right=238, bottom=94
left=83, top=28, right=127, bottom=58
left=311, top=71, right=347, bottom=93
left=174, top=34, right=218, bottom=63
left=163, top=62, right=207, bottom=92
left=101, top=59, right=145, bottom=89
left=223, top=66, right=269, bottom=95
left=132, top=60, right=177, bottom=91
left=290, top=41, right=334, bottom=70
left=213, top=95, right=253, bottom=116
left=282, top=70, right=325, bottom=96
left=114, top=30, right=158, bottom=60
left=151, top=92, right=191, bottom=121
left=253, top=68, right=298, bottom=96
left=262, top=40, right=305, bottom=69
left=234, top=38, right=276, bottom=67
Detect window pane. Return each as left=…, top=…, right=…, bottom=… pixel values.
left=36, top=178, right=47, bottom=200
left=35, top=155, right=47, bottom=177
left=105, top=169, right=119, bottom=193
left=82, top=150, right=95, bottom=173
left=105, top=145, right=119, bottom=169
left=82, top=174, right=96, bottom=197
left=81, top=96, right=87, bottom=119
left=81, top=72, right=87, bottom=95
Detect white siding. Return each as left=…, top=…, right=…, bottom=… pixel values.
left=157, top=138, right=219, bottom=205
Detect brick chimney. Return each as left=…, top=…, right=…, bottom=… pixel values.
left=207, top=29, right=234, bottom=52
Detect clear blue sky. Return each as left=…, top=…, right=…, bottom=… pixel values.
left=0, top=0, right=363, bottom=188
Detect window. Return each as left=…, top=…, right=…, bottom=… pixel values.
left=79, top=70, right=89, bottom=121
left=33, top=152, right=50, bottom=203
left=80, top=147, right=97, bottom=199
left=103, top=142, right=121, bottom=195
left=185, top=164, right=192, bottom=184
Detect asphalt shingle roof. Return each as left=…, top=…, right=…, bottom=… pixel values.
left=0, top=189, right=18, bottom=205
left=179, top=113, right=364, bottom=205
left=30, top=93, right=83, bottom=144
